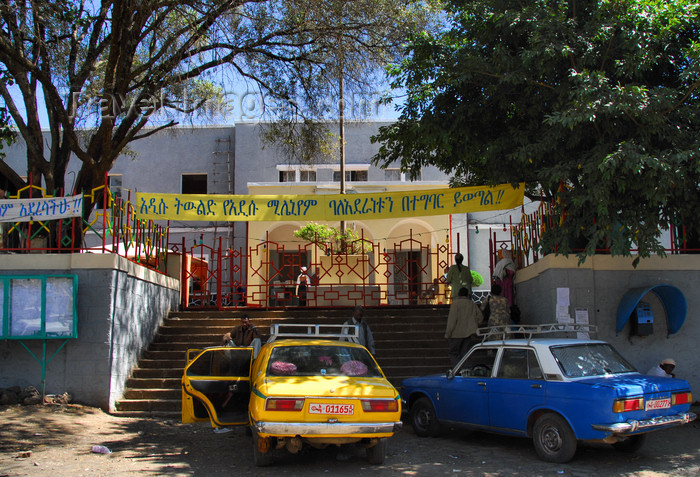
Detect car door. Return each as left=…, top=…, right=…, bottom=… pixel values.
left=438, top=347, right=498, bottom=427
left=182, top=347, right=254, bottom=428
left=488, top=348, right=546, bottom=433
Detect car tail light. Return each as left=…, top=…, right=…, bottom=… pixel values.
left=361, top=399, right=398, bottom=412
left=672, top=392, right=692, bottom=406
left=265, top=398, right=304, bottom=411
left=613, top=397, right=644, bottom=413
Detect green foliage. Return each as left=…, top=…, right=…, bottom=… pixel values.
left=0, top=0, right=430, bottom=206
left=0, top=106, right=15, bottom=157
left=261, top=119, right=338, bottom=164
left=471, top=270, right=483, bottom=287
left=257, top=1, right=435, bottom=165
left=373, top=0, right=700, bottom=259
left=294, top=222, right=373, bottom=254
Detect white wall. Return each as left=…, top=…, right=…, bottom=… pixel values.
left=515, top=254, right=700, bottom=394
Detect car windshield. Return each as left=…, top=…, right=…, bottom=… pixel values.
left=550, top=343, right=637, bottom=378
left=267, top=345, right=383, bottom=378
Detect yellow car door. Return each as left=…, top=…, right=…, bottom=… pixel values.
left=182, top=347, right=254, bottom=428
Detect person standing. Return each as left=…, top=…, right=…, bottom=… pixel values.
left=481, top=283, right=510, bottom=327
left=493, top=249, right=517, bottom=306
left=342, top=305, right=375, bottom=354
left=445, top=287, right=483, bottom=367
left=296, top=266, right=310, bottom=306
left=647, top=358, right=676, bottom=378
left=445, top=253, right=473, bottom=300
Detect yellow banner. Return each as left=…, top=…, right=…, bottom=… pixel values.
left=135, top=183, right=524, bottom=222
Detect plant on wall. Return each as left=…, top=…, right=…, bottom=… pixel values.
left=294, top=223, right=373, bottom=255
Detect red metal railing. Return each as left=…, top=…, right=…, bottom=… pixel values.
left=0, top=175, right=169, bottom=272
left=170, top=229, right=459, bottom=310
left=4, top=180, right=698, bottom=310
left=510, top=200, right=700, bottom=267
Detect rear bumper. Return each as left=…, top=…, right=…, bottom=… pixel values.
left=252, top=419, right=402, bottom=436
left=592, top=412, right=696, bottom=434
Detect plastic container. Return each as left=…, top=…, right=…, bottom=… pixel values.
left=91, top=445, right=112, bottom=454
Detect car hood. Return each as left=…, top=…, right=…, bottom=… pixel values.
left=256, top=375, right=399, bottom=399
left=575, top=373, right=691, bottom=397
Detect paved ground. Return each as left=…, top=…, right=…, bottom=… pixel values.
left=1, top=404, right=699, bottom=476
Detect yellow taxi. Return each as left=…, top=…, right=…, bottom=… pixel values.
left=182, top=324, right=402, bottom=466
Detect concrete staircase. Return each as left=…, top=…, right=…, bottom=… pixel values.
left=114, top=306, right=452, bottom=418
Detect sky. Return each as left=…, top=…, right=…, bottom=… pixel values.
left=3, top=80, right=403, bottom=130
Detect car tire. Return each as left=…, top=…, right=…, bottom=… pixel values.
left=410, top=397, right=440, bottom=437
left=366, top=437, right=387, bottom=465
left=612, top=434, right=646, bottom=453
left=532, top=413, right=577, bottom=463
left=252, top=431, right=274, bottom=467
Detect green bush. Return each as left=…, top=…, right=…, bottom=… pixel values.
left=294, top=223, right=373, bottom=254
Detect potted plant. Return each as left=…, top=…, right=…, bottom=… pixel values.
left=294, top=223, right=373, bottom=255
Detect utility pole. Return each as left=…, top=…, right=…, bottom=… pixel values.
left=339, top=74, right=346, bottom=234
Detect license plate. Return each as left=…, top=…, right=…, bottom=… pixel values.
left=645, top=398, right=671, bottom=411
left=308, top=403, right=355, bottom=415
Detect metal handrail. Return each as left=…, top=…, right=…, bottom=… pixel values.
left=477, top=323, right=598, bottom=344
left=267, top=323, right=359, bottom=343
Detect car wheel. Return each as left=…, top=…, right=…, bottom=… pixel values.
left=366, top=437, right=387, bottom=465
left=612, top=434, right=646, bottom=453
left=410, top=397, right=440, bottom=437
left=532, top=413, right=577, bottom=463
left=252, top=430, right=274, bottom=467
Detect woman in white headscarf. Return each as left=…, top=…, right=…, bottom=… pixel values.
left=493, top=250, right=516, bottom=306
left=296, top=266, right=310, bottom=306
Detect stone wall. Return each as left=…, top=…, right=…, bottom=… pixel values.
left=514, top=254, right=700, bottom=393
left=0, top=254, right=179, bottom=411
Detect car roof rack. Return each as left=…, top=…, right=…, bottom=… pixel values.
left=477, top=323, right=598, bottom=344
left=267, top=323, right=360, bottom=343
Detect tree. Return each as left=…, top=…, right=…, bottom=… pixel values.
left=372, top=0, right=700, bottom=260
left=0, top=102, right=14, bottom=156
left=259, top=0, right=434, bottom=165
left=0, top=97, right=19, bottom=193
left=0, top=0, right=426, bottom=215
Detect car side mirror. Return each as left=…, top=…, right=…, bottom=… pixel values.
left=446, top=369, right=455, bottom=380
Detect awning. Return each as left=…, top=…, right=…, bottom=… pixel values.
left=616, top=285, right=687, bottom=336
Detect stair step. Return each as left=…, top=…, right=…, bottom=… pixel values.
left=115, top=399, right=181, bottom=412
left=125, top=377, right=180, bottom=388
left=132, top=368, right=182, bottom=379
left=122, top=388, right=181, bottom=400
left=115, top=306, right=452, bottom=416
left=111, top=410, right=182, bottom=419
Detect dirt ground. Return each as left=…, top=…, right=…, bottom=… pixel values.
left=1, top=404, right=700, bottom=477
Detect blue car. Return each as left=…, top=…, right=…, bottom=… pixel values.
left=401, top=325, right=695, bottom=463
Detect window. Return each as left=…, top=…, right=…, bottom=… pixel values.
left=267, top=345, right=382, bottom=377
left=97, top=175, right=123, bottom=209
left=551, top=344, right=637, bottom=378
left=279, top=170, right=295, bottom=182
left=182, top=174, right=207, bottom=194
left=456, top=348, right=497, bottom=377
left=278, top=168, right=317, bottom=183
left=497, top=348, right=543, bottom=380
left=299, top=170, right=316, bottom=182
left=109, top=175, right=123, bottom=203
left=333, top=170, right=368, bottom=182
left=385, top=169, right=402, bottom=181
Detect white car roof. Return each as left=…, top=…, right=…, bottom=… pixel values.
left=476, top=338, right=607, bottom=348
